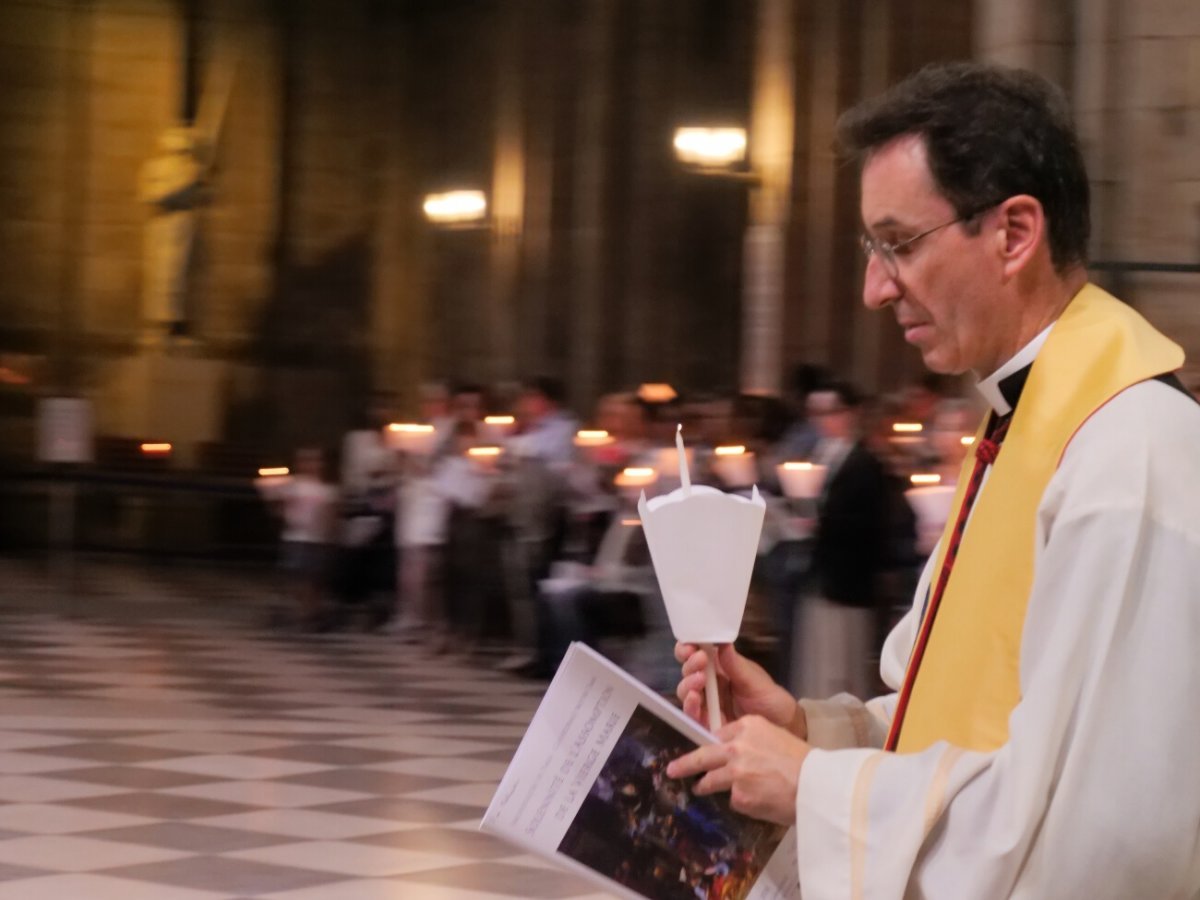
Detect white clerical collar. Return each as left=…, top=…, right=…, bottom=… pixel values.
left=975, top=324, right=1054, bottom=416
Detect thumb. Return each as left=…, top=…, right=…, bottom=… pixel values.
left=716, top=642, right=760, bottom=686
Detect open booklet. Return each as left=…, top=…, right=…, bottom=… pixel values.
left=481, top=642, right=801, bottom=900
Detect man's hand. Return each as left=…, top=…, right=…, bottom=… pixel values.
left=675, top=642, right=806, bottom=737
left=666, top=715, right=810, bottom=826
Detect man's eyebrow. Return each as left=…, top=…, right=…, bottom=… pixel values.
left=867, top=215, right=901, bottom=231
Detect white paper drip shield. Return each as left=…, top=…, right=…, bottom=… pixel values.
left=638, top=484, right=766, bottom=644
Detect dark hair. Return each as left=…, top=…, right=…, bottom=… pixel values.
left=788, top=363, right=830, bottom=400
left=522, top=375, right=565, bottom=407
left=837, top=62, right=1090, bottom=272
left=824, top=379, right=865, bottom=411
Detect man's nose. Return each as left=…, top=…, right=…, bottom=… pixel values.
left=862, top=255, right=901, bottom=309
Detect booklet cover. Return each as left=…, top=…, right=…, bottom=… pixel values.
left=481, top=642, right=801, bottom=900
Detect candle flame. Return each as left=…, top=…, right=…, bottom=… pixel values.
left=484, top=415, right=515, bottom=426
left=892, top=422, right=924, bottom=433
left=782, top=461, right=813, bottom=470
left=140, top=442, right=172, bottom=455
left=910, top=473, right=942, bottom=485
left=468, top=446, right=503, bottom=457
left=388, top=423, right=434, bottom=433
left=623, top=467, right=655, bottom=478
left=714, top=445, right=746, bottom=456
left=258, top=467, right=290, bottom=477
left=961, top=435, right=976, bottom=446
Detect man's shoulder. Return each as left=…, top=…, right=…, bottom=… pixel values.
left=1090, top=376, right=1200, bottom=438
left=1054, top=376, right=1200, bottom=521
left=842, top=443, right=887, bottom=476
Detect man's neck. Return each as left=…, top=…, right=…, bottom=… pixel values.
left=974, top=266, right=1087, bottom=379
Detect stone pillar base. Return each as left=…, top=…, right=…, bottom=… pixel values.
left=96, top=352, right=226, bottom=469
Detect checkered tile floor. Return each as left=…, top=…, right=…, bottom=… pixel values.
left=0, top=558, right=612, bottom=899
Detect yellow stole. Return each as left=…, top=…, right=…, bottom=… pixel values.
left=896, top=284, right=1184, bottom=754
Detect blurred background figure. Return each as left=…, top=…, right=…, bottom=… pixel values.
left=498, top=377, right=578, bottom=671
left=770, top=363, right=829, bottom=466
left=340, top=392, right=397, bottom=499
left=326, top=392, right=399, bottom=630
left=799, top=381, right=891, bottom=699
left=390, top=439, right=452, bottom=648
left=512, top=377, right=577, bottom=466
left=418, top=380, right=456, bottom=457
left=450, top=382, right=488, bottom=432
left=254, top=446, right=338, bottom=629
left=439, top=420, right=503, bottom=653
left=899, top=396, right=979, bottom=559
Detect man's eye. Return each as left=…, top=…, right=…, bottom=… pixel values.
left=891, top=241, right=916, bottom=256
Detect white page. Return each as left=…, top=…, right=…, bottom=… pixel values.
left=481, top=643, right=801, bottom=900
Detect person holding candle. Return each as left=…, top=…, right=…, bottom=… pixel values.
left=669, top=62, right=1200, bottom=899
left=255, top=446, right=338, bottom=629
left=798, top=381, right=891, bottom=702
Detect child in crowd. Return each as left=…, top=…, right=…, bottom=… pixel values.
left=255, top=447, right=339, bottom=628
left=393, top=450, right=451, bottom=647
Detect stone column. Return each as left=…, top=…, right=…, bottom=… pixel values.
left=741, top=0, right=795, bottom=396
left=973, top=0, right=1072, bottom=87
left=514, top=0, right=562, bottom=382
left=487, top=0, right=524, bottom=387
left=851, top=0, right=893, bottom=391
left=623, top=0, right=675, bottom=389
left=796, top=0, right=844, bottom=370
left=568, top=0, right=615, bottom=411
left=1107, top=1, right=1200, bottom=356
left=1072, top=0, right=1121, bottom=264
left=369, top=6, right=424, bottom=408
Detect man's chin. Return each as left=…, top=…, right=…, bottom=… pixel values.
left=918, top=349, right=965, bottom=376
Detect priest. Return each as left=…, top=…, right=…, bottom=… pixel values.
left=668, top=62, right=1200, bottom=899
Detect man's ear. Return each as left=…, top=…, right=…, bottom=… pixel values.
left=995, top=195, right=1044, bottom=279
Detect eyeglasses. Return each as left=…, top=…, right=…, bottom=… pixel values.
left=859, top=208, right=988, bottom=279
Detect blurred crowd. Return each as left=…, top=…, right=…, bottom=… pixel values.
left=254, top=366, right=987, bottom=697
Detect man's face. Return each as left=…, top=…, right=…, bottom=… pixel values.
left=860, top=135, right=1002, bottom=375
left=518, top=391, right=548, bottom=424
left=807, top=391, right=854, bottom=442
left=453, top=392, right=483, bottom=423
left=421, top=394, right=449, bottom=421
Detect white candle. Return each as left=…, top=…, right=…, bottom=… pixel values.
left=676, top=424, right=691, bottom=494
left=713, top=446, right=756, bottom=488
left=387, top=423, right=436, bottom=454
left=701, top=643, right=722, bottom=732
left=776, top=461, right=827, bottom=499
left=574, top=429, right=613, bottom=447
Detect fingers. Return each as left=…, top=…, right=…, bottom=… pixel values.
left=717, top=642, right=762, bottom=682
left=680, top=648, right=710, bottom=679
left=666, top=743, right=728, bottom=781
left=694, top=767, right=735, bottom=796
left=673, top=642, right=698, bottom=664
left=682, top=690, right=703, bottom=725
left=677, top=669, right=706, bottom=699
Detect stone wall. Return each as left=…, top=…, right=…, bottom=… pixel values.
left=976, top=0, right=1200, bottom=369
left=0, top=0, right=1196, bottom=470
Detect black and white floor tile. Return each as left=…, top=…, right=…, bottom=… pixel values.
left=0, top=559, right=613, bottom=899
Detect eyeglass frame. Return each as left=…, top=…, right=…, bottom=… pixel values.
left=859, top=203, right=997, bottom=279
